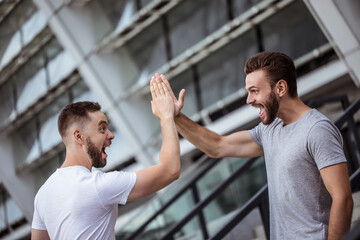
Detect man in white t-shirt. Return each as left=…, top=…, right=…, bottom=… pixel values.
left=31, top=74, right=180, bottom=240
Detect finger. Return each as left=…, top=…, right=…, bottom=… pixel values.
left=152, top=77, right=160, bottom=97
left=160, top=74, right=177, bottom=100
left=150, top=77, right=157, bottom=99
left=178, top=89, right=186, bottom=105
left=156, top=76, right=165, bottom=95
left=162, top=82, right=170, bottom=97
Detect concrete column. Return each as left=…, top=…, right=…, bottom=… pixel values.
left=304, top=0, right=360, bottom=87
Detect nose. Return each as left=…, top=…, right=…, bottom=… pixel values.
left=246, top=94, right=254, bottom=105
left=108, top=130, right=115, bottom=140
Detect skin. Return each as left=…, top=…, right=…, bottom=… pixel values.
left=159, top=70, right=353, bottom=240
left=32, top=74, right=180, bottom=239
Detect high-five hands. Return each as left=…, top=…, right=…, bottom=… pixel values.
left=150, top=73, right=175, bottom=120
left=156, top=74, right=186, bottom=117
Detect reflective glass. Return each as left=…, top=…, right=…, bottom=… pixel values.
left=47, top=51, right=76, bottom=87
left=168, top=0, right=228, bottom=58
left=260, top=0, right=328, bottom=59
left=0, top=81, right=15, bottom=127
left=16, top=68, right=47, bottom=113
left=71, top=80, right=99, bottom=103
left=14, top=38, right=63, bottom=114
left=0, top=188, right=25, bottom=232
left=0, top=1, right=45, bottom=70
left=232, top=0, right=263, bottom=18
left=197, top=29, right=258, bottom=110
left=12, top=118, right=40, bottom=166
left=38, top=93, right=69, bottom=154
left=124, top=18, right=167, bottom=78
left=92, top=0, right=136, bottom=32
left=169, top=69, right=198, bottom=117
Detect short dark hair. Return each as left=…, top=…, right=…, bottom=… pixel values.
left=58, top=101, right=101, bottom=138
left=244, top=52, right=297, bottom=97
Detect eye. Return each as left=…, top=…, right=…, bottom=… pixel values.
left=99, top=125, right=107, bottom=132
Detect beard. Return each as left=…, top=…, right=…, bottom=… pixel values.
left=262, top=91, right=279, bottom=125
left=86, top=138, right=106, bottom=168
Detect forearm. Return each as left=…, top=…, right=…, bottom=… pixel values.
left=159, top=117, right=180, bottom=179
left=175, top=113, right=222, bottom=158
left=327, top=196, right=353, bottom=240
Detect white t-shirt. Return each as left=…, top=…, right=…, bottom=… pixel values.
left=32, top=166, right=136, bottom=240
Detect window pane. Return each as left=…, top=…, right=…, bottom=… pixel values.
left=0, top=81, right=16, bottom=127
left=12, top=119, right=40, bottom=167
left=0, top=1, right=44, bottom=70
left=47, top=51, right=77, bottom=87
left=197, top=29, right=258, bottom=110
left=168, top=0, right=229, bottom=58
left=260, top=0, right=328, bottom=59
left=123, top=19, right=167, bottom=77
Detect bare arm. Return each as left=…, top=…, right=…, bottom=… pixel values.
left=320, top=162, right=353, bottom=240
left=160, top=74, right=263, bottom=159
left=31, top=229, right=50, bottom=240
left=175, top=113, right=263, bottom=158
left=128, top=75, right=180, bottom=201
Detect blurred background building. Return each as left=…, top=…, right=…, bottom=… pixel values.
left=0, top=0, right=359, bottom=239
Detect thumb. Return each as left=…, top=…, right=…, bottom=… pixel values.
left=178, top=89, right=185, bottom=105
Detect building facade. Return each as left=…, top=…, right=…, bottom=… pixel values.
left=0, top=0, right=359, bottom=239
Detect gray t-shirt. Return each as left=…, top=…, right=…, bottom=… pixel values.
left=249, top=109, right=346, bottom=240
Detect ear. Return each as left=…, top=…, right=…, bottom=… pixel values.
left=72, top=129, right=84, bottom=145
left=276, top=80, right=287, bottom=97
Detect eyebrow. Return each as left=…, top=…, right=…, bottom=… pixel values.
left=98, top=120, right=108, bottom=126
left=246, top=86, right=258, bottom=91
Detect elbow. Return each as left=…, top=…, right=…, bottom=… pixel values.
left=167, top=159, right=181, bottom=183
left=206, top=143, right=223, bottom=159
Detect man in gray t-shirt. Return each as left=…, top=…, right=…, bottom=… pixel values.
left=159, top=51, right=353, bottom=239
left=249, top=109, right=347, bottom=239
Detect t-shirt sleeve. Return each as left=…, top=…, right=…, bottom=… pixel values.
left=248, top=123, right=263, bottom=148
left=32, top=195, right=47, bottom=230
left=95, top=171, right=137, bottom=206
left=307, top=120, right=347, bottom=170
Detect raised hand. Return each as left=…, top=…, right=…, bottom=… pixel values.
left=150, top=74, right=174, bottom=120
left=157, top=73, right=185, bottom=117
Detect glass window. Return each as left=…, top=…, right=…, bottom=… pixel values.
left=167, top=0, right=229, bottom=58
left=260, top=0, right=328, bottom=59
left=232, top=0, right=263, bottom=18
left=124, top=18, right=168, bottom=78
left=0, top=1, right=46, bottom=70
left=15, top=68, right=47, bottom=113
left=197, top=29, right=258, bottom=110
left=38, top=93, right=69, bottom=153
left=47, top=51, right=76, bottom=87
left=0, top=187, right=26, bottom=234
left=93, top=0, right=137, bottom=32
left=12, top=118, right=40, bottom=167
left=71, top=80, right=100, bottom=103
left=13, top=38, right=64, bottom=114
left=0, top=81, right=16, bottom=128
left=170, top=69, right=199, bottom=117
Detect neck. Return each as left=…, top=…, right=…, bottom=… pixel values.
left=276, top=96, right=311, bottom=125
left=61, top=147, right=92, bottom=171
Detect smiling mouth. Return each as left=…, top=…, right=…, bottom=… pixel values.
left=252, top=105, right=265, bottom=117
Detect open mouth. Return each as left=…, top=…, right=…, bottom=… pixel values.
left=102, top=146, right=107, bottom=158
left=253, top=104, right=265, bottom=117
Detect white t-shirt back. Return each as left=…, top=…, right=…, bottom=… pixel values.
left=32, top=166, right=136, bottom=240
